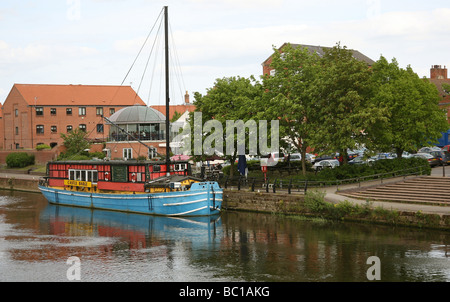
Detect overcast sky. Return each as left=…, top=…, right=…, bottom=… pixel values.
left=1, top=0, right=450, bottom=106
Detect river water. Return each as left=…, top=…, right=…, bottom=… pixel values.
left=0, top=190, right=449, bottom=282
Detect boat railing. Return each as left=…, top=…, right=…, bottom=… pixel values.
left=109, top=132, right=166, bottom=142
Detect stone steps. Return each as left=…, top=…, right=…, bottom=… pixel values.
left=339, top=176, right=450, bottom=206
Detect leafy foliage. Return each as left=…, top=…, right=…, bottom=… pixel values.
left=60, top=128, right=91, bottom=157
left=6, top=153, right=35, bottom=168
left=367, top=57, right=449, bottom=157
left=311, top=43, right=386, bottom=163
left=261, top=43, right=321, bottom=174
left=189, top=76, right=263, bottom=177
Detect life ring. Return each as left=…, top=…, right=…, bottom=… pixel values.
left=131, top=173, right=137, bottom=183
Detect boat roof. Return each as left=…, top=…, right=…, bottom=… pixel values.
left=145, top=174, right=203, bottom=187
left=49, top=159, right=189, bottom=166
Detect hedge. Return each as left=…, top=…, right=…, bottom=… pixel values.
left=6, top=153, right=35, bottom=168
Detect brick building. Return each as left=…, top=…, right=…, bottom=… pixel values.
left=1, top=84, right=146, bottom=150
left=429, top=65, right=450, bottom=146
left=429, top=65, right=450, bottom=111
left=262, top=43, right=375, bottom=76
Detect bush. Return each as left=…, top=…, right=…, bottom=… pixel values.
left=36, top=144, right=51, bottom=150
left=316, top=157, right=430, bottom=181
left=6, top=153, right=35, bottom=168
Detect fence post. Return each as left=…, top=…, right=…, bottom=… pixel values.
left=237, top=177, right=241, bottom=191
left=225, top=176, right=229, bottom=189
left=304, top=180, right=308, bottom=193
left=273, top=179, right=277, bottom=193
left=251, top=178, right=255, bottom=192
left=266, top=178, right=269, bottom=193
left=288, top=179, right=292, bottom=194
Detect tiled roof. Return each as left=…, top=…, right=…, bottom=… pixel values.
left=263, top=43, right=375, bottom=66
left=151, top=104, right=196, bottom=120
left=13, top=84, right=146, bottom=107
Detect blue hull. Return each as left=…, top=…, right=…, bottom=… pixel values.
left=39, top=182, right=222, bottom=217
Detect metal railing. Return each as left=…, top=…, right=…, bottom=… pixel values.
left=217, top=165, right=430, bottom=194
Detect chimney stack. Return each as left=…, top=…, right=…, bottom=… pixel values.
left=430, top=65, right=448, bottom=80
left=185, top=91, right=190, bottom=104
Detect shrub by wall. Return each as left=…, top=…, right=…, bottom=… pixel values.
left=6, top=153, right=35, bottom=168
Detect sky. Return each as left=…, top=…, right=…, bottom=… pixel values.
left=1, top=0, right=450, bottom=106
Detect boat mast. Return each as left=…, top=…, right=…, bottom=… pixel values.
left=164, top=6, right=171, bottom=175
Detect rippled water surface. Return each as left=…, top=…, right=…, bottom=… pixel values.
left=0, top=190, right=449, bottom=282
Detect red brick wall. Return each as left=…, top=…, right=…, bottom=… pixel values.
left=430, top=65, right=448, bottom=80
left=1, top=87, right=128, bottom=150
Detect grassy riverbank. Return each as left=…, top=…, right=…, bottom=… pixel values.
left=296, top=190, right=449, bottom=230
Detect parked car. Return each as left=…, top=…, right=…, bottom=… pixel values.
left=418, top=146, right=442, bottom=153
left=428, top=150, right=449, bottom=166
left=348, top=156, right=368, bottom=165
left=410, top=153, right=440, bottom=167
left=313, top=159, right=340, bottom=171
left=314, top=155, right=333, bottom=163
left=271, top=152, right=285, bottom=162
left=285, top=153, right=302, bottom=161
left=306, top=153, right=316, bottom=163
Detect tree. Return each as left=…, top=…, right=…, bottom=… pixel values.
left=188, top=76, right=263, bottom=178
left=171, top=110, right=182, bottom=122
left=311, top=43, right=384, bottom=164
left=367, top=56, right=449, bottom=157
left=261, top=43, right=321, bottom=175
left=60, top=128, right=91, bottom=157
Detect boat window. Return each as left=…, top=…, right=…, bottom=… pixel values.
left=69, top=169, right=99, bottom=184
left=174, top=163, right=187, bottom=171
left=153, top=165, right=161, bottom=172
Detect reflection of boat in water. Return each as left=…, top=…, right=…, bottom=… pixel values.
left=40, top=203, right=222, bottom=249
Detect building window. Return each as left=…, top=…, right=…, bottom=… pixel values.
left=79, top=107, right=86, bottom=116
left=79, top=124, right=87, bottom=132
left=36, top=125, right=44, bottom=134
left=97, top=124, right=104, bottom=133
left=66, top=108, right=72, bottom=115
left=67, top=125, right=73, bottom=132
left=123, top=148, right=132, bottom=160
left=110, top=108, right=115, bottom=115
left=50, top=108, right=57, bottom=115
left=51, top=126, right=57, bottom=133
left=15, top=109, right=18, bottom=117
left=36, top=107, right=44, bottom=116
left=15, top=127, right=19, bottom=135
left=96, top=107, right=103, bottom=116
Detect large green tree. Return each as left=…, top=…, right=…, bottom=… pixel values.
left=261, top=43, right=321, bottom=174
left=311, top=43, right=385, bottom=164
left=367, top=56, right=448, bottom=157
